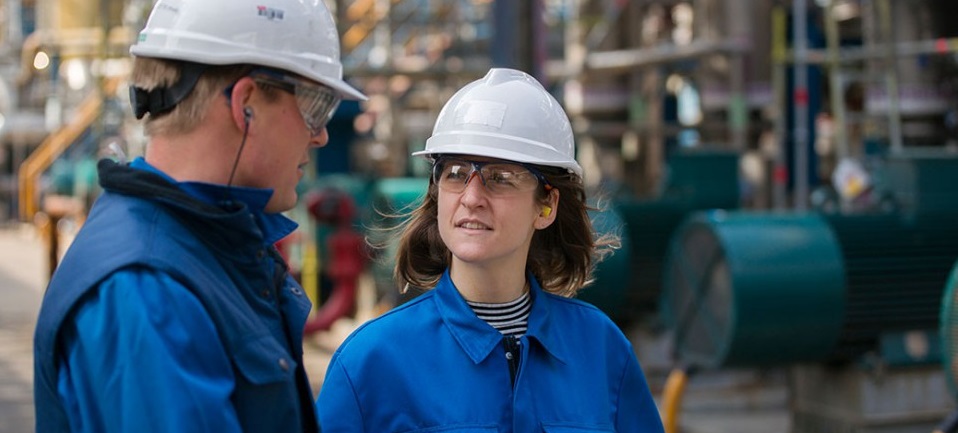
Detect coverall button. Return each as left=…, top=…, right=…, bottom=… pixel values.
left=278, top=358, right=290, bottom=371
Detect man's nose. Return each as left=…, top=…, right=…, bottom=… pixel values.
left=310, top=128, right=329, bottom=148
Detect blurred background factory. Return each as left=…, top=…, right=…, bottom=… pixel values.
left=3, top=0, right=958, bottom=432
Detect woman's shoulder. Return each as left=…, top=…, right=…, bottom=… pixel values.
left=333, top=290, right=440, bottom=354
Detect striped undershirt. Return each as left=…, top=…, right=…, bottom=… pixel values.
left=466, top=292, right=532, bottom=338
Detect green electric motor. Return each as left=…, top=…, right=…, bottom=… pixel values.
left=940, top=260, right=958, bottom=397
left=661, top=211, right=846, bottom=369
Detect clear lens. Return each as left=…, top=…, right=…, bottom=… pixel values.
left=292, top=82, right=341, bottom=136
left=251, top=71, right=342, bottom=136
left=433, top=157, right=543, bottom=196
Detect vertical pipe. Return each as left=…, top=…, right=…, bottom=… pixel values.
left=492, top=0, right=517, bottom=68
left=877, top=0, right=903, bottom=152
left=644, top=5, right=664, bottom=197
left=771, top=6, right=788, bottom=210
left=726, top=0, right=750, bottom=151
left=824, top=0, right=849, bottom=160
left=529, top=0, right=547, bottom=83
left=335, top=0, right=347, bottom=42
left=563, top=0, right=584, bottom=76
left=792, top=0, right=810, bottom=211
left=6, top=0, right=23, bottom=48
left=628, top=2, right=648, bottom=196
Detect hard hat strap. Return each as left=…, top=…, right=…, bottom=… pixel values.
left=129, top=61, right=208, bottom=119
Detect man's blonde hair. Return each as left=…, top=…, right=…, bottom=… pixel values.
left=130, top=58, right=254, bottom=136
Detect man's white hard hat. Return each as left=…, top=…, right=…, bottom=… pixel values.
left=130, top=0, right=366, bottom=101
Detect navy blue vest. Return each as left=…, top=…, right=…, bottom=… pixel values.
left=34, top=163, right=318, bottom=433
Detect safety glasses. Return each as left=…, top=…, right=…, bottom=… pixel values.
left=432, top=156, right=552, bottom=196
left=228, top=68, right=342, bottom=136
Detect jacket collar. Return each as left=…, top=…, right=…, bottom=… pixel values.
left=434, top=269, right=568, bottom=365
left=122, top=157, right=297, bottom=245
left=97, top=158, right=297, bottom=253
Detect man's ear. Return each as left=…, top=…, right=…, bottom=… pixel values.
left=227, top=77, right=257, bottom=131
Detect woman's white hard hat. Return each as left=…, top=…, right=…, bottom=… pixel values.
left=415, top=68, right=582, bottom=177
left=130, top=0, right=366, bottom=101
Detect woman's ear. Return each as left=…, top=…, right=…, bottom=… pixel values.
left=535, top=189, right=560, bottom=230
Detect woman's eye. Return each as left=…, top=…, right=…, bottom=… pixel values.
left=445, top=167, right=469, bottom=180
left=490, top=171, right=519, bottom=185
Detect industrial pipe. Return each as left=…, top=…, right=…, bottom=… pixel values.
left=661, top=365, right=695, bottom=433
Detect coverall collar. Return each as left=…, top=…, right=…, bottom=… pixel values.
left=434, top=269, right=569, bottom=365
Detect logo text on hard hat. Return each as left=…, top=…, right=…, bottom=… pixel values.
left=256, top=6, right=285, bottom=20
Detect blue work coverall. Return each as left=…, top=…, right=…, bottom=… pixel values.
left=317, top=270, right=665, bottom=432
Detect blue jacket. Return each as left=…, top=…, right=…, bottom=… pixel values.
left=34, top=159, right=319, bottom=433
left=317, top=270, right=664, bottom=433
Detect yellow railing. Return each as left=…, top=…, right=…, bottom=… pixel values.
left=18, top=77, right=121, bottom=222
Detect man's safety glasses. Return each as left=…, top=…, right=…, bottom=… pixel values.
left=432, top=157, right=552, bottom=196
left=229, top=69, right=342, bottom=136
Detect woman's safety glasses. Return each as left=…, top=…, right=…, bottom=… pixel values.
left=432, top=157, right=552, bottom=196
left=237, top=69, right=342, bottom=136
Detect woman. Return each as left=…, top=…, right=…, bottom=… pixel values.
left=317, top=68, right=664, bottom=433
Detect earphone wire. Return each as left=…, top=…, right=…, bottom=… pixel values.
left=224, top=113, right=251, bottom=203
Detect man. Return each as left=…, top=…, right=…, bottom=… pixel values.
left=33, top=0, right=365, bottom=432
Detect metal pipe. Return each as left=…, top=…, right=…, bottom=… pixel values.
left=492, top=0, right=518, bottom=68
left=726, top=0, right=751, bottom=151
left=825, top=0, right=850, bottom=159
left=771, top=6, right=788, bottom=210
left=786, top=38, right=958, bottom=64
left=792, top=0, right=810, bottom=211
left=4, top=0, right=23, bottom=51
left=530, top=0, right=547, bottom=83
left=877, top=0, right=904, bottom=152
left=585, top=39, right=747, bottom=72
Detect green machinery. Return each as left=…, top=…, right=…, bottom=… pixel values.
left=661, top=152, right=958, bottom=432
left=662, top=152, right=958, bottom=368
left=580, top=148, right=740, bottom=322
left=940, top=260, right=958, bottom=397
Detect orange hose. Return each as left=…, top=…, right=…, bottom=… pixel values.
left=662, top=367, right=689, bottom=433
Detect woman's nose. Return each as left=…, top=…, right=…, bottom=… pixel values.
left=459, top=172, right=488, bottom=204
